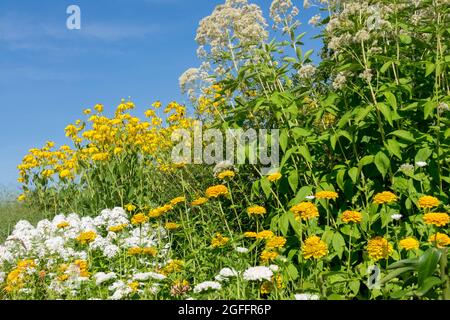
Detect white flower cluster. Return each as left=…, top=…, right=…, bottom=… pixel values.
left=193, top=281, right=222, bottom=293
left=195, top=0, right=268, bottom=62
left=243, top=266, right=273, bottom=281
left=270, top=0, right=299, bottom=30
left=0, top=207, right=170, bottom=299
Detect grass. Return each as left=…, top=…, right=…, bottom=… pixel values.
left=0, top=201, right=44, bottom=243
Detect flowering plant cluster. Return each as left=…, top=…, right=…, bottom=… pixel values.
left=4, top=0, right=450, bottom=300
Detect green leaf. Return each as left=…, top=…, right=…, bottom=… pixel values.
left=416, top=277, right=443, bottom=297
left=286, top=264, right=299, bottom=281
left=389, top=130, right=416, bottom=143
left=381, top=266, right=415, bottom=285
left=380, top=61, right=393, bottom=74
left=349, top=280, right=360, bottom=296
left=332, top=232, right=346, bottom=259
left=280, top=129, right=289, bottom=152
left=378, top=103, right=393, bottom=126
left=348, top=167, right=358, bottom=184
left=385, top=139, right=402, bottom=160
left=415, top=148, right=433, bottom=163
left=424, top=101, right=436, bottom=119
left=336, top=169, right=346, bottom=191
left=418, top=248, right=441, bottom=287
left=384, top=92, right=397, bottom=110
left=288, top=170, right=299, bottom=193
left=374, top=151, right=391, bottom=178
left=425, top=62, right=435, bottom=77
left=261, top=177, right=272, bottom=199
left=298, top=145, right=312, bottom=163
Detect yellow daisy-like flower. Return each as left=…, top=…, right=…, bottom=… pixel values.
left=302, top=236, right=328, bottom=260
left=124, top=203, right=136, bottom=212
left=423, top=212, right=450, bottom=227
left=211, top=233, right=230, bottom=248
left=170, top=197, right=186, bottom=206
left=247, top=206, right=267, bottom=217
left=267, top=172, right=282, bottom=182
left=373, top=191, right=397, bottom=205
left=399, top=238, right=420, bottom=251
left=315, top=191, right=338, bottom=200
left=129, top=281, right=140, bottom=292
left=142, top=247, right=157, bottom=256
left=266, top=236, right=287, bottom=249
left=367, top=237, right=393, bottom=261
left=108, top=223, right=128, bottom=233
left=290, top=202, right=319, bottom=221
left=148, top=205, right=173, bottom=218
left=17, top=194, right=26, bottom=202
left=244, top=231, right=258, bottom=238
left=128, top=247, right=143, bottom=255
left=260, top=250, right=279, bottom=263
left=341, top=211, right=363, bottom=224
left=205, top=185, right=229, bottom=198
left=76, top=231, right=97, bottom=245
left=428, top=233, right=450, bottom=248
left=131, top=213, right=149, bottom=225
left=191, top=197, right=208, bottom=206
left=165, top=222, right=180, bottom=230
left=57, top=221, right=70, bottom=229
left=418, top=196, right=441, bottom=209
left=217, top=170, right=235, bottom=180
left=256, top=230, right=275, bottom=240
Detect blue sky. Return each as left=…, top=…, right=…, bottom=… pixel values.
left=0, top=0, right=322, bottom=190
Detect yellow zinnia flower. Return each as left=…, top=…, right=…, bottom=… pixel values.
left=211, top=233, right=230, bottom=248
left=217, top=170, right=235, bottom=180
left=247, top=206, right=267, bottom=217
left=205, top=185, right=229, bottom=198
left=302, top=236, right=328, bottom=260
left=266, top=236, right=287, bottom=249
left=267, top=172, right=282, bottom=182
left=260, top=250, right=279, bottom=263
left=191, top=197, right=208, bottom=206
left=315, top=191, right=338, bottom=200
left=428, top=233, right=450, bottom=248
left=373, top=191, right=397, bottom=205
left=423, top=212, right=450, bottom=227
left=399, top=237, right=420, bottom=251
left=418, top=196, right=440, bottom=209
left=290, top=202, right=319, bottom=221
left=367, top=237, right=393, bottom=261
left=76, top=231, right=97, bottom=245
left=131, top=213, right=149, bottom=225
left=341, top=211, right=362, bottom=224
left=170, top=197, right=186, bottom=206
left=256, top=230, right=275, bottom=239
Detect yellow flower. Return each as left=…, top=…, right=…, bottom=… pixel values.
left=160, top=259, right=184, bottom=275
left=205, top=185, right=229, bottom=198
left=59, top=169, right=72, bottom=179
left=152, top=101, right=162, bottom=109
left=367, top=237, right=393, bottom=261
left=149, top=204, right=173, bottom=218
left=113, top=147, right=123, bottom=155
left=423, top=212, right=450, bottom=227
left=129, top=281, right=140, bottom=292
left=247, top=206, right=267, bottom=217
left=76, top=231, right=97, bottom=244
left=142, top=247, right=157, bottom=256
left=373, top=191, right=397, bottom=205
left=94, top=104, right=104, bottom=113
left=315, top=191, right=338, bottom=200
left=342, top=211, right=363, bottom=224
left=191, top=197, right=208, bottom=206
left=109, top=223, right=128, bottom=233
left=17, top=194, right=26, bottom=202
left=211, top=233, right=230, bottom=248
left=165, top=222, right=180, bottom=230
left=217, top=170, right=235, bottom=179
left=128, top=247, right=143, bottom=255
left=302, top=236, right=328, bottom=260
left=418, top=196, right=441, bottom=209
left=290, top=202, right=319, bottom=221
left=399, top=238, right=420, bottom=251
left=124, top=203, right=136, bottom=212
left=428, top=233, right=450, bottom=248
left=131, top=213, right=149, bottom=225
left=170, top=196, right=186, bottom=206
left=74, top=260, right=90, bottom=278
left=244, top=231, right=258, bottom=238
left=256, top=230, right=275, bottom=240
left=268, top=172, right=282, bottom=182
left=260, top=250, right=278, bottom=263
left=57, top=221, right=70, bottom=229
left=266, top=236, right=287, bottom=249
left=83, top=109, right=92, bottom=115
